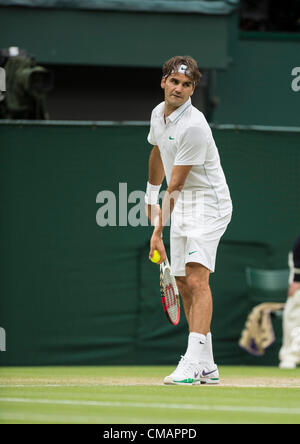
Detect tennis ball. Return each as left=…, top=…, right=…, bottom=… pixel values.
left=150, top=250, right=161, bottom=263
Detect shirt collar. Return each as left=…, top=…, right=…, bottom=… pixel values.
left=165, top=98, right=192, bottom=124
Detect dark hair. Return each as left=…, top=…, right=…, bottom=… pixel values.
left=162, top=55, right=202, bottom=85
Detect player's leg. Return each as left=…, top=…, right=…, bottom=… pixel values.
left=176, top=268, right=213, bottom=339
left=175, top=276, right=192, bottom=326
left=176, top=263, right=215, bottom=369
left=185, top=262, right=212, bottom=334
left=183, top=262, right=219, bottom=383
left=164, top=228, right=203, bottom=384
left=164, top=214, right=231, bottom=385
left=176, top=263, right=213, bottom=363
left=279, top=289, right=300, bottom=369
left=164, top=266, right=219, bottom=385
left=165, top=249, right=218, bottom=385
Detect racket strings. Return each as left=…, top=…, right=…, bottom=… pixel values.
left=163, top=269, right=179, bottom=322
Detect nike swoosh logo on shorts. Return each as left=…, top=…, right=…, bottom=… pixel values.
left=202, top=369, right=217, bottom=377
left=188, top=251, right=197, bottom=255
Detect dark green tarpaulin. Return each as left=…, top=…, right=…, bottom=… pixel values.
left=0, top=5, right=236, bottom=67
left=0, top=0, right=239, bottom=14
left=0, top=121, right=299, bottom=367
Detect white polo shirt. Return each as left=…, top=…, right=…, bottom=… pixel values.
left=147, top=98, right=232, bottom=217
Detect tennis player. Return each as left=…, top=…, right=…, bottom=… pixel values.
left=145, top=56, right=232, bottom=385
left=279, top=234, right=300, bottom=369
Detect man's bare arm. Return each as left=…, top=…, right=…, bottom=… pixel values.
left=156, top=164, right=192, bottom=233
left=148, top=145, right=165, bottom=185
left=149, top=164, right=192, bottom=263
left=145, top=146, right=165, bottom=225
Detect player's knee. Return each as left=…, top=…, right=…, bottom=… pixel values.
left=186, top=274, right=209, bottom=295
left=176, top=276, right=187, bottom=290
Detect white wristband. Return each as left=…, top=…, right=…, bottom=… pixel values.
left=289, top=252, right=300, bottom=283
left=145, top=181, right=161, bottom=205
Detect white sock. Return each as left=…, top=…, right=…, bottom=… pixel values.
left=184, top=332, right=215, bottom=364
left=202, top=332, right=215, bottom=365
left=184, top=332, right=207, bottom=362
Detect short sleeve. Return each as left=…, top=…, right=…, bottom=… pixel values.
left=147, top=111, right=157, bottom=146
left=174, top=126, right=207, bottom=166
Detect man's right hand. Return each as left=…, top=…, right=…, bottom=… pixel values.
left=149, top=232, right=166, bottom=264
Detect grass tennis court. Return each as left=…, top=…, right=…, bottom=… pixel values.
left=0, top=366, right=299, bottom=424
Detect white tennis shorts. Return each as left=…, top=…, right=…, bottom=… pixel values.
left=170, top=212, right=232, bottom=276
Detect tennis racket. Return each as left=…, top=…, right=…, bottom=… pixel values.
left=160, top=256, right=180, bottom=326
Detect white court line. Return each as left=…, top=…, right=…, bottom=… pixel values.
left=0, top=412, right=93, bottom=423
left=0, top=384, right=101, bottom=388
left=0, top=383, right=300, bottom=388
left=0, top=397, right=300, bottom=415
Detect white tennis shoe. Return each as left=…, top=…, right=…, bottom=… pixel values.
left=163, top=356, right=220, bottom=385
left=279, top=360, right=297, bottom=369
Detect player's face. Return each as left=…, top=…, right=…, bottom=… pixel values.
left=161, top=73, right=195, bottom=110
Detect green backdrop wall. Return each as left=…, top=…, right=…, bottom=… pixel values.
left=214, top=34, right=300, bottom=127
left=0, top=121, right=299, bottom=366
left=0, top=0, right=239, bottom=14
left=1, top=5, right=299, bottom=126
left=0, top=6, right=236, bottom=68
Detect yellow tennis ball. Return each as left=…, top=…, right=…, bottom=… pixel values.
left=150, top=250, right=161, bottom=263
